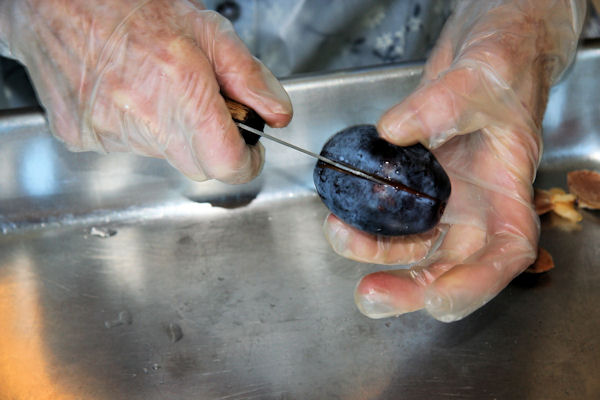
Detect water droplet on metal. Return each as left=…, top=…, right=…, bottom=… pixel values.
left=118, top=310, right=133, bottom=325
left=104, top=319, right=121, bottom=329
left=168, top=322, right=184, bottom=343
left=104, top=310, right=132, bottom=328
left=90, top=226, right=117, bottom=238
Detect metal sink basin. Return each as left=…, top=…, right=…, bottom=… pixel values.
left=1, top=44, right=599, bottom=399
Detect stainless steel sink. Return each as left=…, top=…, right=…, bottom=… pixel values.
left=1, top=44, right=599, bottom=399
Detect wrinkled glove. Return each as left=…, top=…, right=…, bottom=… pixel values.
left=323, top=0, right=585, bottom=322
left=0, top=0, right=292, bottom=183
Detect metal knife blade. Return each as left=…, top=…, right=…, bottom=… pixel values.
left=236, top=122, right=393, bottom=187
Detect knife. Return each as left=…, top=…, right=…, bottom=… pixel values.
left=225, top=97, right=394, bottom=187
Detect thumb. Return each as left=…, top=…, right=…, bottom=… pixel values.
left=190, top=11, right=292, bottom=128
left=377, top=66, right=495, bottom=149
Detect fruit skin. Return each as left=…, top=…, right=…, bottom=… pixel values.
left=313, top=125, right=451, bottom=236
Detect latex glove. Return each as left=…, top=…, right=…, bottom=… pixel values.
left=0, top=0, right=292, bottom=184
left=323, top=0, right=585, bottom=322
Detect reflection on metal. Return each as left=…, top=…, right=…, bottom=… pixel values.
left=542, top=81, right=567, bottom=131
left=0, top=250, right=78, bottom=399
left=0, top=45, right=599, bottom=399
left=20, top=138, right=56, bottom=197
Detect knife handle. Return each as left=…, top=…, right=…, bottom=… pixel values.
left=224, top=97, right=265, bottom=145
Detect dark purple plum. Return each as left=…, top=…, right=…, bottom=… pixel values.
left=313, top=124, right=451, bottom=236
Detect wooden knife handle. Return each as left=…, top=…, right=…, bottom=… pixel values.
left=224, top=97, right=265, bottom=145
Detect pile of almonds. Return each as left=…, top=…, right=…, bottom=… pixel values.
left=528, top=169, right=600, bottom=274
left=535, top=169, right=600, bottom=220
left=534, top=187, right=581, bottom=222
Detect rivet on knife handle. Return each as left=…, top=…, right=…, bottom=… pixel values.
left=224, top=97, right=265, bottom=145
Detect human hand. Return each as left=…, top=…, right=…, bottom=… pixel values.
left=0, top=0, right=292, bottom=183
left=323, top=0, right=585, bottom=321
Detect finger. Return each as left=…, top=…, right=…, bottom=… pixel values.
left=189, top=11, right=293, bottom=128
left=323, top=214, right=443, bottom=265
left=95, top=84, right=211, bottom=183
left=164, top=139, right=265, bottom=183
left=354, top=256, right=455, bottom=319
left=354, top=224, right=486, bottom=319
left=162, top=35, right=264, bottom=184
left=424, top=232, right=536, bottom=322
left=377, top=66, right=487, bottom=148
left=160, top=120, right=208, bottom=181
left=189, top=92, right=265, bottom=184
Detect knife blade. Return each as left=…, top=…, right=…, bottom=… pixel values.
left=224, top=96, right=397, bottom=188
left=236, top=122, right=394, bottom=187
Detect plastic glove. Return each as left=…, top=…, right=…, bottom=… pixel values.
left=323, top=0, right=585, bottom=322
left=0, top=0, right=292, bottom=184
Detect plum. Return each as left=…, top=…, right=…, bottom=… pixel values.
left=313, top=124, right=451, bottom=236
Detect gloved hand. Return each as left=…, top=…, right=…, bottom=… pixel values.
left=323, top=0, right=585, bottom=322
left=0, top=0, right=292, bottom=184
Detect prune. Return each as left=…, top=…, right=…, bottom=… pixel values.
left=313, top=125, right=451, bottom=236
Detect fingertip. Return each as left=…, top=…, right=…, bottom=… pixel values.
left=355, top=292, right=400, bottom=319
left=354, top=270, right=427, bottom=319
left=265, top=112, right=293, bottom=129
left=218, top=140, right=265, bottom=184
left=243, top=71, right=293, bottom=128
left=188, top=95, right=265, bottom=184
left=423, top=289, right=464, bottom=323
left=378, top=74, right=472, bottom=149
left=249, top=59, right=293, bottom=115
left=323, top=214, right=352, bottom=258
left=246, top=141, right=266, bottom=181
left=421, top=261, right=492, bottom=323
left=354, top=273, right=403, bottom=319
left=209, top=35, right=293, bottom=128
left=377, top=106, right=423, bottom=147
left=322, top=214, right=385, bottom=263
left=424, top=283, right=490, bottom=323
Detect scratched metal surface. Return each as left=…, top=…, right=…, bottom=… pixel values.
left=0, top=45, right=599, bottom=399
